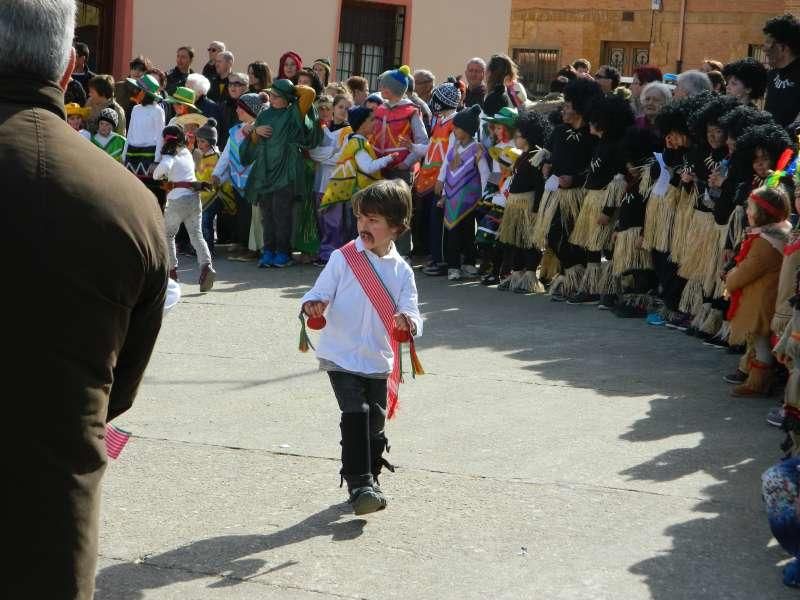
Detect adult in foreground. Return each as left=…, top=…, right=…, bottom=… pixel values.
left=0, top=1, right=168, bottom=598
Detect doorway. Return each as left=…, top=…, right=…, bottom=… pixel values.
left=75, top=0, right=115, bottom=74
left=601, top=42, right=650, bottom=76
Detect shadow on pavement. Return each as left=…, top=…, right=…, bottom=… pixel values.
left=95, top=503, right=364, bottom=599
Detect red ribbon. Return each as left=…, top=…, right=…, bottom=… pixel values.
left=749, top=193, right=785, bottom=219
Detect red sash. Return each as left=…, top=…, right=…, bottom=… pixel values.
left=340, top=240, right=419, bottom=418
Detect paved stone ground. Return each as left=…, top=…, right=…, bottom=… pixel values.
left=95, top=254, right=796, bottom=599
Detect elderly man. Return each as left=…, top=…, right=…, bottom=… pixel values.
left=463, top=57, right=486, bottom=107
left=413, top=69, right=435, bottom=103
left=0, top=1, right=168, bottom=598
left=209, top=49, right=234, bottom=102
left=203, top=40, right=225, bottom=80
left=166, top=45, right=195, bottom=95
left=762, top=14, right=800, bottom=129
left=673, top=69, right=712, bottom=99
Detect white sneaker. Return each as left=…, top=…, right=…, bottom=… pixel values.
left=461, top=264, right=479, bottom=278
left=447, top=268, right=462, bottom=281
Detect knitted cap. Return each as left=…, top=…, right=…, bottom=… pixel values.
left=348, top=106, right=372, bottom=133
left=97, top=107, right=118, bottom=128
left=379, top=65, right=411, bottom=96
left=237, top=93, right=264, bottom=118
left=430, top=82, right=461, bottom=112
left=196, top=118, right=218, bottom=146
left=482, top=84, right=511, bottom=118
left=365, top=93, right=384, bottom=106
left=453, top=105, right=481, bottom=137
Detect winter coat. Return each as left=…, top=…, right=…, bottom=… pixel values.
left=773, top=236, right=800, bottom=336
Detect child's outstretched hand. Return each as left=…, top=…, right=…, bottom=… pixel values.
left=303, top=300, right=328, bottom=318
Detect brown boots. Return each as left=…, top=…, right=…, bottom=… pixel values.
left=731, top=359, right=773, bottom=397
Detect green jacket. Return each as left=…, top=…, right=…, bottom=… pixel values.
left=240, top=100, right=321, bottom=198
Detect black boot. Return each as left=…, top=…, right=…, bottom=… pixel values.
left=370, top=433, right=395, bottom=488
left=340, top=413, right=386, bottom=515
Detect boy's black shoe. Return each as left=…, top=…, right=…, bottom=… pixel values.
left=350, top=486, right=387, bottom=515
left=598, top=295, right=617, bottom=310
left=723, top=370, right=747, bottom=384
left=727, top=343, right=746, bottom=355
left=567, top=293, right=600, bottom=305
left=481, top=274, right=500, bottom=286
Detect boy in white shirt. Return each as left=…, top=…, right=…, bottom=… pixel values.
left=153, top=125, right=216, bottom=291
left=301, top=179, right=422, bottom=515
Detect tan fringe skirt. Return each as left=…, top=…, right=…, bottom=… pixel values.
left=497, top=192, right=536, bottom=247
left=669, top=186, right=698, bottom=265
left=613, top=227, right=653, bottom=275
left=570, top=178, right=625, bottom=251
left=532, top=187, right=585, bottom=249
left=642, top=185, right=678, bottom=253
left=677, top=210, right=717, bottom=281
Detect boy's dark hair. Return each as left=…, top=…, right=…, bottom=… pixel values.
left=516, top=108, right=553, bottom=148
left=748, top=185, right=791, bottom=226
left=347, top=75, right=368, bottom=94
left=563, top=77, right=603, bottom=116
left=763, top=14, right=800, bottom=57
left=706, top=70, right=725, bottom=92
left=88, top=74, right=114, bottom=99
left=688, top=94, right=740, bottom=142
left=177, top=46, right=194, bottom=60
left=130, top=55, right=151, bottom=72
left=298, top=67, right=324, bottom=96
left=621, top=126, right=660, bottom=167
left=732, top=121, right=793, bottom=176
left=74, top=42, right=89, bottom=59
left=352, top=179, right=413, bottom=234
left=722, top=57, right=768, bottom=100
left=160, top=125, right=185, bottom=156
left=586, top=94, right=634, bottom=141
left=599, top=65, right=621, bottom=89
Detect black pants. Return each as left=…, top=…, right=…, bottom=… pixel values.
left=445, top=215, right=477, bottom=268
left=258, top=185, right=294, bottom=254
left=503, top=245, right=542, bottom=271
left=547, top=211, right=586, bottom=271
left=328, top=371, right=389, bottom=489
left=652, top=250, right=687, bottom=311
left=384, top=169, right=413, bottom=256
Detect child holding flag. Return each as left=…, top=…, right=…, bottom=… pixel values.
left=300, top=179, right=423, bottom=515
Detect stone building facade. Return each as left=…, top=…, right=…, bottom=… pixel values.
left=509, top=0, right=790, bottom=96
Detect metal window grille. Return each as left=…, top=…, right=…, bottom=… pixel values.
left=337, top=1, right=405, bottom=90
left=512, top=48, right=560, bottom=98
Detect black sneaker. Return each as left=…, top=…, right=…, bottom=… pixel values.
left=723, top=370, right=747, bottom=384
left=727, top=344, right=746, bottom=355
left=567, top=293, right=600, bottom=305
left=598, top=295, right=617, bottom=310
left=423, top=263, right=447, bottom=276
left=481, top=274, right=500, bottom=286
left=703, top=336, right=728, bottom=349
left=766, top=406, right=786, bottom=428
left=350, top=486, right=387, bottom=515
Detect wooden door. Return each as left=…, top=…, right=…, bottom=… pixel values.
left=602, top=42, right=650, bottom=76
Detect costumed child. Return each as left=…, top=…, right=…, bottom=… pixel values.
left=308, top=94, right=354, bottom=265
left=476, top=106, right=518, bottom=285
left=495, top=108, right=552, bottom=293
left=65, top=102, right=91, bottom=140
left=568, top=94, right=635, bottom=305
left=122, top=74, right=165, bottom=200
left=436, top=104, right=490, bottom=281
left=299, top=179, right=422, bottom=515
left=212, top=92, right=264, bottom=261
left=532, top=78, right=602, bottom=301
left=609, top=128, right=661, bottom=318
left=240, top=79, right=320, bottom=268
left=90, top=107, right=127, bottom=162
left=725, top=184, right=792, bottom=397
left=320, top=107, right=399, bottom=262
left=370, top=65, right=429, bottom=256
left=418, top=80, right=462, bottom=277
left=153, top=124, right=216, bottom=292
left=195, top=119, right=235, bottom=255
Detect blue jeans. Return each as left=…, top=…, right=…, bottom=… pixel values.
left=202, top=198, right=219, bottom=252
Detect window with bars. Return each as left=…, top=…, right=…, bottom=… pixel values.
left=336, top=1, right=405, bottom=90
left=748, top=44, right=768, bottom=66
left=512, top=48, right=560, bottom=98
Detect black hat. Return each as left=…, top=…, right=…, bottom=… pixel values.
left=348, top=105, right=372, bottom=133
left=482, top=84, right=511, bottom=119
left=196, top=118, right=219, bottom=147
left=453, top=105, right=481, bottom=137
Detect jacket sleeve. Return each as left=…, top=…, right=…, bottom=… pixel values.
left=726, top=238, right=781, bottom=292
left=107, top=256, right=168, bottom=421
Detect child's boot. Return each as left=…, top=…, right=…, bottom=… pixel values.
left=731, top=359, right=773, bottom=397
left=340, top=413, right=386, bottom=515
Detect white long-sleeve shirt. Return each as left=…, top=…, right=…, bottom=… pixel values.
left=152, top=148, right=196, bottom=200
left=300, top=237, right=423, bottom=376
left=122, top=103, right=165, bottom=162
left=308, top=125, right=349, bottom=193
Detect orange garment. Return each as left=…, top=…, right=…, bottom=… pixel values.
left=370, top=102, right=418, bottom=170
left=415, top=116, right=455, bottom=195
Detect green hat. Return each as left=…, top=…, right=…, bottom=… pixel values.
left=267, top=79, right=296, bottom=102
left=165, top=86, right=198, bottom=111
left=126, top=74, right=162, bottom=99
left=483, top=106, right=519, bottom=129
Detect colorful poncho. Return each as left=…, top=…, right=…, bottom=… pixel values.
left=91, top=132, right=126, bottom=162
left=442, top=141, right=482, bottom=230
left=320, top=136, right=382, bottom=209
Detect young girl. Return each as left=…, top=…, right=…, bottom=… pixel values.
left=725, top=185, right=792, bottom=396
left=308, top=94, right=354, bottom=265
left=195, top=119, right=235, bottom=255
left=123, top=74, right=166, bottom=206
left=437, top=104, right=490, bottom=281
left=153, top=125, right=216, bottom=291
left=320, top=106, right=397, bottom=262
left=65, top=103, right=91, bottom=140
left=300, top=179, right=422, bottom=515
left=278, top=51, right=302, bottom=83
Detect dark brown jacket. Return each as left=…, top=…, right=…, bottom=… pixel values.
left=0, top=75, right=168, bottom=600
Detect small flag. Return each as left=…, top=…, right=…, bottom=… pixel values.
left=105, top=424, right=131, bottom=459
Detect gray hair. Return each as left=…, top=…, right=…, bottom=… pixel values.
left=209, top=41, right=226, bottom=52
left=467, top=57, right=487, bottom=70
left=676, top=70, right=712, bottom=96
left=642, top=81, right=673, bottom=104
left=414, top=69, right=435, bottom=83
left=186, top=73, right=211, bottom=97
left=218, top=50, right=234, bottom=65
left=0, top=0, right=75, bottom=81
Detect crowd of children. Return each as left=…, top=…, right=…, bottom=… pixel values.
left=65, top=15, right=800, bottom=579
